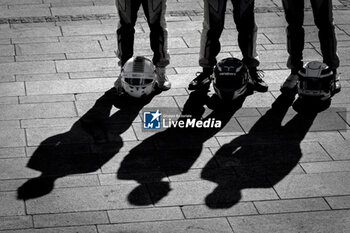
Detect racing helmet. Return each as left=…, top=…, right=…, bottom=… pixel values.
left=119, top=56, right=156, bottom=98
left=297, top=61, right=333, bottom=101
left=213, top=57, right=250, bottom=100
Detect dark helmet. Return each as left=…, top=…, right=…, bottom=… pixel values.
left=213, top=57, right=250, bottom=100
left=298, top=61, right=333, bottom=101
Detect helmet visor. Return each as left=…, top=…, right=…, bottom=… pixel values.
left=122, top=72, right=154, bottom=86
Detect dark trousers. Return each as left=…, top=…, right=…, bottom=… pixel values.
left=116, top=0, right=169, bottom=67
left=282, top=0, right=339, bottom=70
left=199, top=0, right=259, bottom=69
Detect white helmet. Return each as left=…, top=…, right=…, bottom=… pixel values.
left=297, top=61, right=333, bottom=101
left=213, top=57, right=250, bottom=101
left=119, top=56, right=156, bottom=98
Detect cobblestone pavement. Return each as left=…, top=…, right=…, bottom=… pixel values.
left=0, top=0, right=350, bottom=232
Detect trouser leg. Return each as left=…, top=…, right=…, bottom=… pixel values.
left=232, top=0, right=259, bottom=68
left=310, top=0, right=339, bottom=70
left=142, top=0, right=170, bottom=67
left=282, top=0, right=305, bottom=71
left=199, top=0, right=227, bottom=68
left=116, top=0, right=142, bottom=66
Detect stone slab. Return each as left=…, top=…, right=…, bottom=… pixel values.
left=326, top=196, right=350, bottom=209
left=0, top=102, right=77, bottom=120
left=0, top=128, right=26, bottom=147
left=0, top=216, right=32, bottom=231
left=254, top=198, right=330, bottom=214
left=19, top=94, right=75, bottom=104
left=0, top=147, right=26, bottom=158
left=107, top=207, right=184, bottom=223
left=181, top=202, right=257, bottom=218
left=301, top=161, right=350, bottom=173
left=98, top=218, right=233, bottom=233
left=26, top=78, right=115, bottom=95
left=0, top=192, right=26, bottom=217
left=228, top=210, right=350, bottom=233
left=0, top=61, right=56, bottom=75
left=273, top=172, right=350, bottom=199
left=0, top=226, right=98, bottom=233
left=0, top=158, right=40, bottom=179
left=55, top=58, right=117, bottom=73
left=33, top=211, right=109, bottom=228
left=0, top=27, right=61, bottom=39
left=320, top=140, right=350, bottom=160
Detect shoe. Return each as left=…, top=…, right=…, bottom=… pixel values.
left=249, top=68, right=268, bottom=92
left=331, top=72, right=341, bottom=96
left=188, top=71, right=212, bottom=90
left=114, top=76, right=124, bottom=96
left=280, top=73, right=299, bottom=93
left=156, top=67, right=171, bottom=90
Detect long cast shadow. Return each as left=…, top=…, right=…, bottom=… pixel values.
left=17, top=88, right=155, bottom=200
left=117, top=90, right=249, bottom=205
left=201, top=93, right=318, bottom=208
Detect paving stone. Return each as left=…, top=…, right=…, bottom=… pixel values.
left=301, top=161, right=350, bottom=173
left=52, top=5, right=115, bottom=15
left=0, top=215, right=32, bottom=231
left=12, top=37, right=59, bottom=44
left=0, top=158, right=41, bottom=179
left=0, top=45, right=15, bottom=56
left=254, top=198, right=330, bottom=214
left=0, top=61, right=56, bottom=75
left=107, top=207, right=183, bottom=223
left=273, top=172, right=350, bottom=199
left=181, top=202, right=257, bottom=218
left=16, top=73, right=69, bottom=82
left=25, top=185, right=152, bottom=214
left=242, top=92, right=276, bottom=108
left=326, top=196, right=350, bottom=209
left=74, top=92, right=104, bottom=100
left=0, top=56, right=15, bottom=63
left=26, top=78, right=115, bottom=95
left=0, top=75, right=15, bottom=82
left=0, top=179, right=27, bottom=192
left=0, top=128, right=25, bottom=147
left=0, top=226, right=98, bottom=233
left=299, top=142, right=333, bottom=162
left=99, top=172, right=169, bottom=185
left=61, top=24, right=117, bottom=36
left=228, top=210, right=350, bottom=233
left=303, top=131, right=345, bottom=143
left=66, top=52, right=116, bottom=59
left=21, top=117, right=78, bottom=128
left=0, top=7, right=50, bottom=18
left=59, top=35, right=107, bottom=42
left=16, top=41, right=102, bottom=55
left=0, top=147, right=25, bottom=158
left=0, top=27, right=61, bottom=39
left=98, top=218, right=233, bottom=233
left=0, top=192, right=26, bottom=216
left=56, top=58, right=117, bottom=72
left=33, top=211, right=109, bottom=228
left=16, top=54, right=66, bottom=62
left=0, top=97, right=19, bottom=104
left=0, top=102, right=77, bottom=120
left=19, top=94, right=75, bottom=104
left=69, top=70, right=118, bottom=79
left=320, top=140, right=350, bottom=160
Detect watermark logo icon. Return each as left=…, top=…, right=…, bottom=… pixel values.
left=143, top=110, right=161, bottom=129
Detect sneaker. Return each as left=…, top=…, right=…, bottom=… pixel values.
left=280, top=73, right=299, bottom=93
left=249, top=68, right=268, bottom=92
left=114, top=76, right=124, bottom=96
left=188, top=71, right=212, bottom=90
left=331, top=72, right=341, bottom=96
left=156, top=67, right=171, bottom=90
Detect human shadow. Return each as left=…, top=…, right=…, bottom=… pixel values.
left=17, top=88, right=155, bottom=200
left=201, top=93, right=319, bottom=208
left=117, top=90, right=249, bottom=206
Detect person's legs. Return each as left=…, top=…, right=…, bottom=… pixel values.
left=233, top=0, right=267, bottom=92
left=280, top=0, right=305, bottom=92
left=116, top=0, right=142, bottom=66
left=142, top=0, right=171, bottom=90
left=311, top=0, right=340, bottom=94
left=189, top=0, right=227, bottom=90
